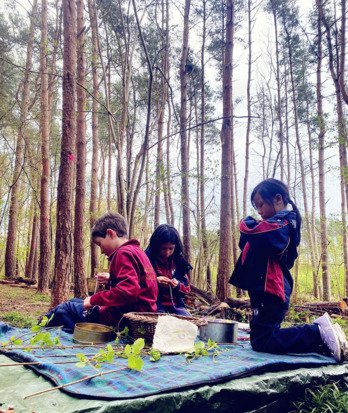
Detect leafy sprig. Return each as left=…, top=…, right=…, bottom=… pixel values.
left=185, top=339, right=219, bottom=362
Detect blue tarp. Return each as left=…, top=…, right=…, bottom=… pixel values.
left=0, top=322, right=337, bottom=400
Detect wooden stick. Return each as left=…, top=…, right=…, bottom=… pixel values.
left=23, top=367, right=127, bottom=399
left=1, top=343, right=113, bottom=351
left=0, top=360, right=78, bottom=367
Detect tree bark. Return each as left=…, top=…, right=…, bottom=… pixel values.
left=73, top=0, right=88, bottom=298
left=315, top=1, right=327, bottom=299
left=38, top=0, right=51, bottom=293
left=51, top=0, right=77, bottom=307
left=87, top=0, right=99, bottom=277
left=217, top=0, right=233, bottom=301
left=179, top=0, right=192, bottom=262
left=242, top=0, right=253, bottom=217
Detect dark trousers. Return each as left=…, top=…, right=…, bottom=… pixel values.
left=249, top=285, right=322, bottom=354
left=44, top=298, right=100, bottom=333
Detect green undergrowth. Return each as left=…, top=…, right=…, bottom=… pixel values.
left=292, top=382, right=348, bottom=413
left=1, top=311, right=36, bottom=328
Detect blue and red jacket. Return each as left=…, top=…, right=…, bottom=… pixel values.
left=229, top=210, right=300, bottom=302
left=145, top=249, right=192, bottom=308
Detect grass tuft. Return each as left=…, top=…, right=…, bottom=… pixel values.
left=0, top=311, right=36, bottom=328
left=293, top=382, right=348, bottom=413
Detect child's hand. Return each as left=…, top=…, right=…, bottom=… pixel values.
left=95, top=272, right=110, bottom=284
left=83, top=296, right=92, bottom=309
left=170, top=278, right=179, bottom=288
left=157, top=276, right=172, bottom=286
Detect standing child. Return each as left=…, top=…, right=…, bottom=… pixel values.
left=145, top=224, right=192, bottom=316
left=44, top=212, right=158, bottom=331
left=229, top=178, right=347, bottom=362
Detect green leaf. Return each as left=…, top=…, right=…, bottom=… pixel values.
left=75, top=361, right=86, bottom=368
left=128, top=355, right=144, bottom=371
left=132, top=338, right=145, bottom=354
left=76, top=353, right=88, bottom=362
left=31, top=325, right=41, bottom=333
left=124, top=344, right=131, bottom=357
left=149, top=349, right=161, bottom=362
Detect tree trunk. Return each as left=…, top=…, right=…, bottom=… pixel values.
left=26, top=210, right=39, bottom=281
left=165, top=98, right=175, bottom=225
left=242, top=0, right=253, bottom=217
left=339, top=0, right=348, bottom=104
left=38, top=0, right=51, bottom=293
left=315, top=1, right=327, bottom=299
left=5, top=0, right=38, bottom=279
left=87, top=0, right=99, bottom=277
left=318, top=1, right=348, bottom=299
left=74, top=0, right=88, bottom=298
left=51, top=0, right=77, bottom=307
left=271, top=0, right=285, bottom=181
left=179, top=0, right=192, bottom=262
left=217, top=0, right=233, bottom=301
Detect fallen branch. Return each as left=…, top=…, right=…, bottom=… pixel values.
left=23, top=367, right=127, bottom=399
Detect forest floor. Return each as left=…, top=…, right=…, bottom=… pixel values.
left=0, top=283, right=50, bottom=327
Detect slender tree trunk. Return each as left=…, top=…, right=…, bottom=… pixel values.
left=5, top=0, right=38, bottom=279
left=316, top=2, right=327, bottom=299
left=200, top=0, right=211, bottom=288
left=161, top=0, right=171, bottom=227
left=319, top=1, right=348, bottom=299
left=243, top=0, right=253, bottom=217
left=74, top=0, right=88, bottom=297
left=217, top=0, right=233, bottom=301
left=154, top=0, right=167, bottom=228
left=88, top=0, right=99, bottom=277
left=26, top=210, right=39, bottom=281
left=51, top=0, right=77, bottom=307
left=165, top=99, right=174, bottom=225
left=38, top=0, right=51, bottom=293
left=271, top=0, right=284, bottom=181
left=340, top=0, right=348, bottom=104
left=179, top=0, right=192, bottom=262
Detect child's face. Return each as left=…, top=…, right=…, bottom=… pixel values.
left=253, top=192, right=285, bottom=220
left=158, top=242, right=176, bottom=262
left=93, top=229, right=122, bottom=256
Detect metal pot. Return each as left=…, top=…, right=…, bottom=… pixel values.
left=73, top=323, right=116, bottom=344
left=198, top=319, right=238, bottom=344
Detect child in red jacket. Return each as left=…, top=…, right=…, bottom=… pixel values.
left=44, top=212, right=158, bottom=331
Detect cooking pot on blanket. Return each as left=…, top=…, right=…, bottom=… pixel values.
left=73, top=323, right=116, bottom=344
left=198, top=319, right=238, bottom=344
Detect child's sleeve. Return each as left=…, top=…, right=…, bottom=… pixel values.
left=240, top=217, right=291, bottom=255
left=89, top=250, right=141, bottom=308
left=173, top=273, right=190, bottom=295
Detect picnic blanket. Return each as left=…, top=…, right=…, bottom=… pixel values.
left=0, top=322, right=337, bottom=400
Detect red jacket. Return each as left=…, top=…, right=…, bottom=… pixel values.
left=90, top=239, right=158, bottom=325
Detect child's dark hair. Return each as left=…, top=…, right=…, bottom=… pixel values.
left=251, top=178, right=302, bottom=231
left=91, top=212, right=128, bottom=238
left=147, top=224, right=184, bottom=261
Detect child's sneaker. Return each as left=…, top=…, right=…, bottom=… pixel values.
left=314, top=312, right=343, bottom=362
left=333, top=323, right=348, bottom=360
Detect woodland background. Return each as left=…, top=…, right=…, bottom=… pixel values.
left=0, top=0, right=347, bottom=308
